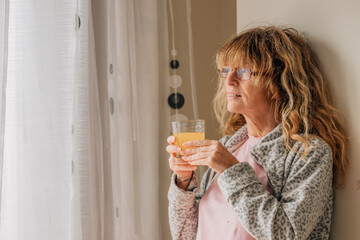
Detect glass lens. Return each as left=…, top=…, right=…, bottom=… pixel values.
left=219, top=67, right=251, bottom=80
left=237, top=68, right=251, bottom=80
left=219, top=67, right=231, bottom=78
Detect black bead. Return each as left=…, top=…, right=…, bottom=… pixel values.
left=170, top=60, right=179, bottom=69
left=168, top=93, right=185, bottom=109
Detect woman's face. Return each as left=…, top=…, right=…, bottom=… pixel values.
left=225, top=68, right=271, bottom=117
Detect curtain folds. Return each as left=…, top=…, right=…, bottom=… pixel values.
left=0, top=0, right=103, bottom=239
left=105, top=0, right=162, bottom=239
left=0, top=0, right=166, bottom=239
left=71, top=1, right=104, bottom=239
left=1, top=1, right=76, bottom=239
left=0, top=0, right=9, bottom=217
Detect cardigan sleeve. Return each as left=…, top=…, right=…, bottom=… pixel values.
left=167, top=172, right=199, bottom=240
left=217, top=139, right=333, bottom=240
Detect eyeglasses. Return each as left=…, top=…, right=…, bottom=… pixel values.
left=218, top=67, right=253, bottom=80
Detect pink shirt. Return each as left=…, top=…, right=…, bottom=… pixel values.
left=196, top=135, right=273, bottom=240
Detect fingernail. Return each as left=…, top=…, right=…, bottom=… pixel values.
left=170, top=136, right=175, bottom=142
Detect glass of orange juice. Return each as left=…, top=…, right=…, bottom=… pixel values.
left=172, top=120, right=205, bottom=156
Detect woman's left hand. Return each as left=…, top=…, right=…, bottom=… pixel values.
left=181, top=140, right=239, bottom=174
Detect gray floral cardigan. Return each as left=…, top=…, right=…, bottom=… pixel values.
left=168, top=124, right=333, bottom=240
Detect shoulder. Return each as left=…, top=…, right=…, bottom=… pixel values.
left=287, top=136, right=333, bottom=176
left=291, top=136, right=333, bottom=163
left=253, top=131, right=333, bottom=196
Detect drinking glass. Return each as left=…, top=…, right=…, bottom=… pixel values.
left=171, top=120, right=205, bottom=155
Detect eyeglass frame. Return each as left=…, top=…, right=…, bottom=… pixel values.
left=217, top=67, right=253, bottom=81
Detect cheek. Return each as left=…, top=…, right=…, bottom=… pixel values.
left=243, top=86, right=258, bottom=101
left=245, top=86, right=269, bottom=106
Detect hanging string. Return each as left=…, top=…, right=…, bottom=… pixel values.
left=185, top=0, right=199, bottom=119
left=168, top=0, right=179, bottom=117
left=169, top=0, right=199, bottom=119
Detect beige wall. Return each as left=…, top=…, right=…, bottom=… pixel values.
left=160, top=0, right=236, bottom=239
left=236, top=0, right=360, bottom=238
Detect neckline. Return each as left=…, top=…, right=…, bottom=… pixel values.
left=247, top=134, right=263, bottom=140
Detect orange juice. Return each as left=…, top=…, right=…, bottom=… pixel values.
left=174, top=132, right=205, bottom=151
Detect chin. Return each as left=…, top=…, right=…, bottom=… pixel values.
left=227, top=105, right=242, bottom=114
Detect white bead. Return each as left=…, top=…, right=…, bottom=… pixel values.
left=168, top=74, right=182, bottom=88
left=171, top=49, right=177, bottom=57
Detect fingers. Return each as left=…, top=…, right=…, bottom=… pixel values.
left=182, top=152, right=209, bottom=162
left=166, top=136, right=180, bottom=157
left=169, top=156, right=190, bottom=165
left=169, top=156, right=197, bottom=171
left=183, top=139, right=216, bottom=148
left=181, top=146, right=211, bottom=156
left=166, top=145, right=182, bottom=155
left=167, top=135, right=176, bottom=145
left=188, top=159, right=207, bottom=166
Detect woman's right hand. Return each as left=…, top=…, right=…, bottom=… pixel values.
left=166, top=136, right=197, bottom=182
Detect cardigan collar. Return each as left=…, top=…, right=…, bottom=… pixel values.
left=224, top=124, right=284, bottom=165
left=225, top=124, right=283, bottom=149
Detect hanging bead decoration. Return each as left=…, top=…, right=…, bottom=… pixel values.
left=168, top=93, right=184, bottom=110
left=167, top=0, right=189, bottom=119
left=169, top=74, right=182, bottom=89
left=170, top=59, right=179, bottom=69
left=168, top=55, right=184, bottom=110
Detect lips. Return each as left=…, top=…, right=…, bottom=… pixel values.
left=228, top=93, right=241, bottom=97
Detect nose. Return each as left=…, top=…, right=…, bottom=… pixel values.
left=225, top=69, right=239, bottom=87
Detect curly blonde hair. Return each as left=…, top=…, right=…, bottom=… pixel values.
left=214, top=26, right=348, bottom=188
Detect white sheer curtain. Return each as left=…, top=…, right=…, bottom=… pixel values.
left=104, top=0, right=163, bottom=239
left=0, top=0, right=166, bottom=239
left=0, top=0, right=9, bottom=213
left=0, top=0, right=103, bottom=239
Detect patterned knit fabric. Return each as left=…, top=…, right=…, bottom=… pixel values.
left=168, top=124, right=333, bottom=240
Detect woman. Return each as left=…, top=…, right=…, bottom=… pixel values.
left=166, top=26, right=348, bottom=240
